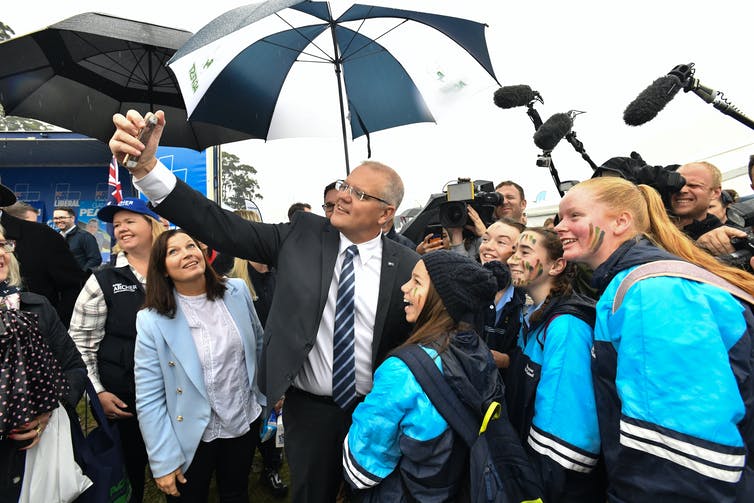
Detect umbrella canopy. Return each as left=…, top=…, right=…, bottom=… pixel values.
left=0, top=12, right=255, bottom=150
left=167, top=0, right=499, bottom=172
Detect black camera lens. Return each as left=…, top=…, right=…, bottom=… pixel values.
left=439, top=201, right=468, bottom=228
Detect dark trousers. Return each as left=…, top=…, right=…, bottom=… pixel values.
left=166, top=419, right=260, bottom=503
left=284, top=387, right=361, bottom=503
left=114, top=416, right=148, bottom=503
left=259, top=435, right=282, bottom=472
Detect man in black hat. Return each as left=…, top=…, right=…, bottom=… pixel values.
left=0, top=184, right=86, bottom=326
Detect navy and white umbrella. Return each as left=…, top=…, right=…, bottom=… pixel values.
left=168, top=0, right=499, bottom=172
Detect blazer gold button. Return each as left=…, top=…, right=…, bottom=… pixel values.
left=168, top=361, right=176, bottom=367
left=177, top=415, right=183, bottom=422
left=177, top=388, right=183, bottom=394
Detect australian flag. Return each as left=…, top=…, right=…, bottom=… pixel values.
left=105, top=156, right=123, bottom=254
left=107, top=156, right=123, bottom=205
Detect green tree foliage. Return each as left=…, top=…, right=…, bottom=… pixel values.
left=221, top=151, right=263, bottom=210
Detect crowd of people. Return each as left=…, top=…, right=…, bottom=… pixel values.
left=0, top=106, right=753, bottom=503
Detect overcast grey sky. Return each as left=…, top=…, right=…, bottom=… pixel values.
left=4, top=0, right=754, bottom=222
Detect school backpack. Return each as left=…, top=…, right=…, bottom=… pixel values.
left=394, top=344, right=543, bottom=503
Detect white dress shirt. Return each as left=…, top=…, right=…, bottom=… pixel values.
left=134, top=161, right=384, bottom=397
left=177, top=292, right=261, bottom=441
left=293, top=233, right=382, bottom=396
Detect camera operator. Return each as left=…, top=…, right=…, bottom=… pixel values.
left=447, top=205, right=486, bottom=259
left=694, top=158, right=753, bottom=264
left=435, top=179, right=504, bottom=261
left=669, top=162, right=725, bottom=240
left=493, top=181, right=527, bottom=224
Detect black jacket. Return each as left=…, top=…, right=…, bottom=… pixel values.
left=64, top=225, right=102, bottom=272
left=1, top=212, right=86, bottom=326
left=153, top=179, right=420, bottom=406
left=0, top=292, right=86, bottom=498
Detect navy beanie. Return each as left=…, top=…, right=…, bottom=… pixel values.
left=422, top=250, right=498, bottom=323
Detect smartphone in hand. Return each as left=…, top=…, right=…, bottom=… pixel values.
left=123, top=112, right=158, bottom=168
left=425, top=224, right=443, bottom=244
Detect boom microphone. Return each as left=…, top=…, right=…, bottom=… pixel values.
left=533, top=112, right=573, bottom=151
left=493, top=85, right=541, bottom=109
left=623, top=73, right=684, bottom=126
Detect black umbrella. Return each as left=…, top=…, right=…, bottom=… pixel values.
left=0, top=12, right=254, bottom=150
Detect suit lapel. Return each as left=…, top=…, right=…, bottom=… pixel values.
left=320, top=224, right=340, bottom=308
left=159, top=306, right=209, bottom=401
left=372, top=236, right=399, bottom=362
left=222, top=281, right=257, bottom=386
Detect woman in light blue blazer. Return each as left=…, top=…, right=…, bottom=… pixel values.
left=134, top=229, right=265, bottom=502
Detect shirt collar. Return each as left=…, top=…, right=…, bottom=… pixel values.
left=339, top=231, right=383, bottom=266
left=495, top=284, right=515, bottom=313
left=116, top=252, right=147, bottom=284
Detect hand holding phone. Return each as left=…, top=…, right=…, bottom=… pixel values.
left=425, top=224, right=443, bottom=244
left=122, top=113, right=158, bottom=169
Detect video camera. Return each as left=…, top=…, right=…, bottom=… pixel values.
left=592, top=152, right=686, bottom=207
left=439, top=178, right=502, bottom=229
left=719, top=198, right=754, bottom=272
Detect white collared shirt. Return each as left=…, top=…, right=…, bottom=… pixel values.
left=134, top=161, right=384, bottom=396
left=176, top=292, right=260, bottom=441
left=293, top=232, right=382, bottom=396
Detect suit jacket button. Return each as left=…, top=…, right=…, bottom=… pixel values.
left=176, top=415, right=183, bottom=422
left=177, top=388, right=183, bottom=394
left=168, top=361, right=176, bottom=367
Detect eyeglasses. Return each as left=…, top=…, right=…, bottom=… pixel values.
left=0, top=240, right=16, bottom=253
left=52, top=216, right=72, bottom=220
left=322, top=202, right=335, bottom=212
left=335, top=180, right=391, bottom=206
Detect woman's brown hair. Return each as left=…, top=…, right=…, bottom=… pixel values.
left=143, top=229, right=227, bottom=318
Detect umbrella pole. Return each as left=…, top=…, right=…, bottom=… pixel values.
left=329, top=21, right=351, bottom=175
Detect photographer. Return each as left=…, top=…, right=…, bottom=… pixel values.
left=437, top=179, right=508, bottom=261
left=447, top=205, right=486, bottom=259
left=594, top=155, right=754, bottom=269
left=669, top=162, right=725, bottom=240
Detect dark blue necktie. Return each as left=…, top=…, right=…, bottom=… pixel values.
left=332, top=245, right=358, bottom=409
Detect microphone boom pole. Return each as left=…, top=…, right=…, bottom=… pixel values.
left=527, top=104, right=567, bottom=196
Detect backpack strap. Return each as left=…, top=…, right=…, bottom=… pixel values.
left=612, top=260, right=754, bottom=314
left=392, top=345, right=479, bottom=447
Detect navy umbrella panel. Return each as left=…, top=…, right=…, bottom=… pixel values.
left=168, top=0, right=499, bottom=171
left=0, top=12, right=255, bottom=150
left=188, top=24, right=434, bottom=141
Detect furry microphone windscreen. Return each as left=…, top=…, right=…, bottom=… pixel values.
left=623, top=74, right=683, bottom=126
left=493, top=85, right=537, bottom=109
left=533, top=113, right=573, bottom=151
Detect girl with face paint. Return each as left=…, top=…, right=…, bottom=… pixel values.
left=343, top=251, right=533, bottom=500
left=504, top=228, right=605, bottom=502
left=555, top=177, right=754, bottom=502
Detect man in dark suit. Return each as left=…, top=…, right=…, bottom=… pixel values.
left=110, top=110, right=419, bottom=503
left=0, top=185, right=86, bottom=327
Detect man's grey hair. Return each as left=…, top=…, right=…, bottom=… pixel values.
left=359, top=160, right=404, bottom=209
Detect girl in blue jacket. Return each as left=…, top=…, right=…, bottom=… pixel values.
left=343, top=250, right=509, bottom=501
left=505, top=227, right=605, bottom=502
left=556, top=176, right=754, bottom=503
